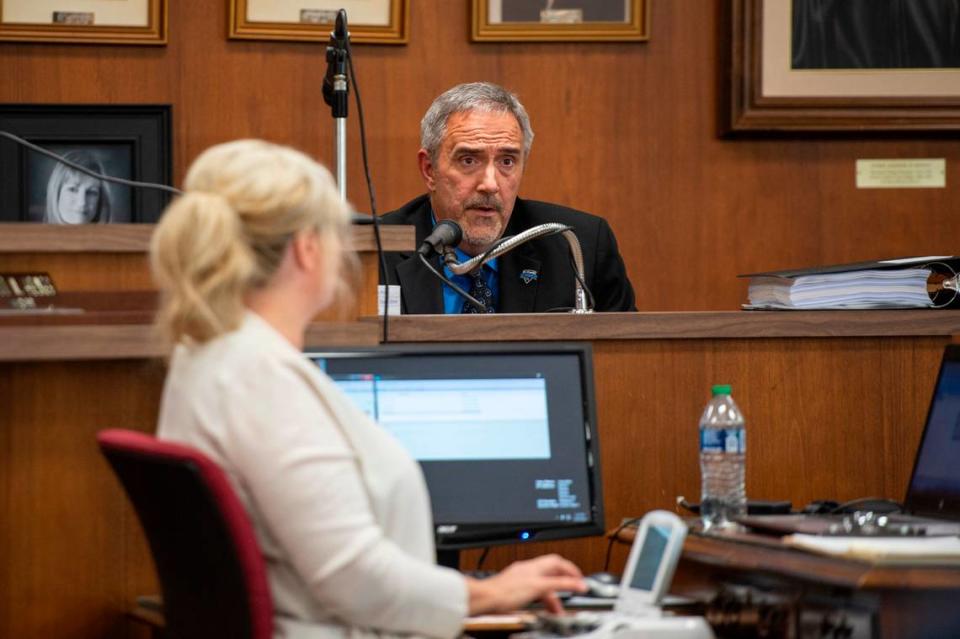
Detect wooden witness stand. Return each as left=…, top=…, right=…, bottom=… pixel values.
left=3, top=224, right=960, bottom=638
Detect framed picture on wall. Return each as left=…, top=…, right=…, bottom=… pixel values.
left=229, top=0, right=408, bottom=44
left=0, top=0, right=166, bottom=45
left=728, top=0, right=960, bottom=132
left=0, top=105, right=172, bottom=224
left=471, top=0, right=649, bottom=42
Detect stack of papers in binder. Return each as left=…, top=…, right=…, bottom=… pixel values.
left=740, top=256, right=958, bottom=310
left=746, top=269, right=933, bottom=310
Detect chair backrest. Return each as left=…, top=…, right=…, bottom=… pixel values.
left=97, top=429, right=273, bottom=639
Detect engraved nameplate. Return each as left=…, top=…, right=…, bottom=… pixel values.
left=300, top=8, right=337, bottom=24
left=0, top=273, right=58, bottom=310
left=53, top=11, right=94, bottom=25
left=540, top=9, right=583, bottom=24
left=856, top=159, right=946, bottom=189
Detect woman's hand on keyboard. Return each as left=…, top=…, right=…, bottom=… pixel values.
left=466, top=554, right=587, bottom=615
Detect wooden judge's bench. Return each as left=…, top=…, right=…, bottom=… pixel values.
left=1, top=224, right=958, bottom=638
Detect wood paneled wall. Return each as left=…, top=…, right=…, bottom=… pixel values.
left=2, top=2, right=956, bottom=310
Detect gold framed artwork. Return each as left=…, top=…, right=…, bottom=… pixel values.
left=471, top=0, right=649, bottom=42
left=229, top=0, right=408, bottom=44
left=0, top=0, right=167, bottom=45
left=729, top=0, right=960, bottom=132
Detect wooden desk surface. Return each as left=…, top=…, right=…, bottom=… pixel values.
left=686, top=530, right=960, bottom=590
left=616, top=524, right=960, bottom=591
left=669, top=530, right=960, bottom=638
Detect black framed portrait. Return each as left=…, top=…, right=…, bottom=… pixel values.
left=791, top=0, right=960, bottom=70
left=0, top=104, right=172, bottom=223
left=727, top=0, right=960, bottom=132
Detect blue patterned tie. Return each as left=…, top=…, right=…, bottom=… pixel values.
left=463, top=267, right=495, bottom=313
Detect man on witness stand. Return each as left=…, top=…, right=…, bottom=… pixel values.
left=380, top=82, right=636, bottom=314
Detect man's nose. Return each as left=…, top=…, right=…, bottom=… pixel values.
left=476, top=162, right=499, bottom=193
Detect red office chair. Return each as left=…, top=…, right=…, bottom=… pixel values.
left=97, top=429, right=273, bottom=639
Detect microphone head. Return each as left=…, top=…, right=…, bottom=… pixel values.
left=434, top=219, right=463, bottom=246
left=417, top=219, right=463, bottom=257
left=335, top=9, right=348, bottom=40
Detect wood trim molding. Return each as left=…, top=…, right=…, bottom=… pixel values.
left=4, top=310, right=958, bottom=361
left=0, top=223, right=414, bottom=253
left=0, top=320, right=380, bottom=362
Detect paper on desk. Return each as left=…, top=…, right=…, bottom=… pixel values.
left=464, top=612, right=537, bottom=627
left=785, top=534, right=960, bottom=564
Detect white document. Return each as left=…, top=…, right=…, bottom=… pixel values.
left=785, top=534, right=960, bottom=565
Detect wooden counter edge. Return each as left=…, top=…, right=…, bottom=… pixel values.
left=0, top=223, right=414, bottom=253
left=376, top=310, right=960, bottom=341
left=0, top=321, right=381, bottom=362
left=4, top=309, right=959, bottom=362
left=612, top=528, right=960, bottom=592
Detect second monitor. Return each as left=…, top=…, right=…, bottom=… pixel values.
left=307, top=343, right=604, bottom=564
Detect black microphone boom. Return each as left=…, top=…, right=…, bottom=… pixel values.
left=417, top=220, right=463, bottom=257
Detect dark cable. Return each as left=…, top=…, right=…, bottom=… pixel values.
left=419, top=253, right=486, bottom=311
left=344, top=39, right=391, bottom=343
left=828, top=497, right=902, bottom=514
left=603, top=517, right=642, bottom=572
left=476, top=546, right=490, bottom=571
left=0, top=130, right=182, bottom=196
left=567, top=250, right=596, bottom=310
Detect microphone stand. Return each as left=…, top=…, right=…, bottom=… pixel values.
left=444, top=223, right=593, bottom=313
left=322, top=10, right=349, bottom=201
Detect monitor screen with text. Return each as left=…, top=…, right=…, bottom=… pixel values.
left=307, top=343, right=604, bottom=549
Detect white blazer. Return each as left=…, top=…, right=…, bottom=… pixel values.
left=157, top=312, right=467, bottom=639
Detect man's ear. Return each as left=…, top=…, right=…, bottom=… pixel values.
left=417, top=148, right=436, bottom=191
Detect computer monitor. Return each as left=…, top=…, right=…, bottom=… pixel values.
left=306, top=342, right=604, bottom=564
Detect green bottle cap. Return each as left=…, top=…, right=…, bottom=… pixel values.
left=711, top=384, right=732, bottom=396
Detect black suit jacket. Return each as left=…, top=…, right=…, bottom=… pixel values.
left=379, top=195, right=636, bottom=314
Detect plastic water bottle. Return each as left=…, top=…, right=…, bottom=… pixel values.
left=699, top=384, right=746, bottom=530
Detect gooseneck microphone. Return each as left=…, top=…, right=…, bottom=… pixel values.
left=447, top=223, right=595, bottom=313
left=415, top=220, right=487, bottom=311
left=417, top=219, right=463, bottom=257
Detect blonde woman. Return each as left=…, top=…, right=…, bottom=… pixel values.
left=150, top=140, right=585, bottom=639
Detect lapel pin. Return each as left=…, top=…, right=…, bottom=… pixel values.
left=520, top=269, right=538, bottom=285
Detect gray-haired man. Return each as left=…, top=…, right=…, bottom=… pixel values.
left=380, top=82, right=636, bottom=315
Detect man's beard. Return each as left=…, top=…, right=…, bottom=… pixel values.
left=459, top=195, right=505, bottom=252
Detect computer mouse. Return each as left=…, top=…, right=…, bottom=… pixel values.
left=583, top=572, right=620, bottom=598
left=586, top=571, right=619, bottom=585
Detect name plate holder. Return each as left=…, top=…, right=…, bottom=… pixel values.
left=0, top=272, right=60, bottom=311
